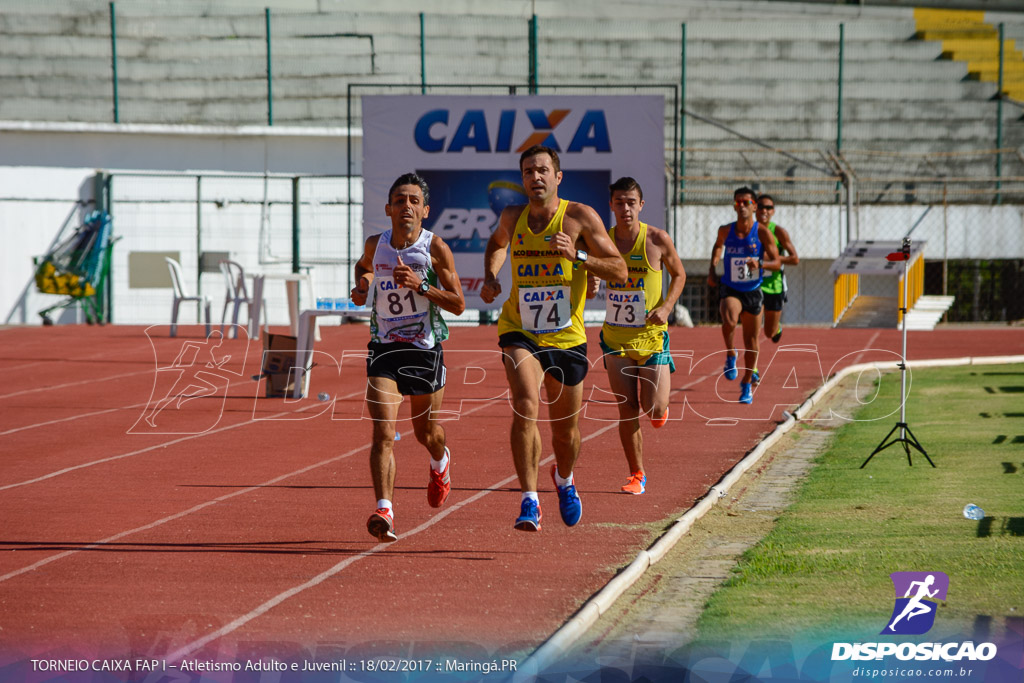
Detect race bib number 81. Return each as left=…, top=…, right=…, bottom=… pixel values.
left=376, top=277, right=428, bottom=321
left=519, top=285, right=571, bottom=334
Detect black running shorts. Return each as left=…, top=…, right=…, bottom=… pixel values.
left=763, top=291, right=787, bottom=312
left=498, top=331, right=589, bottom=387
left=721, top=285, right=764, bottom=316
left=366, top=341, right=446, bottom=396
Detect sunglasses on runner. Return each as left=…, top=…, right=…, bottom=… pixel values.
left=758, top=204, right=775, bottom=210
left=734, top=199, right=754, bottom=207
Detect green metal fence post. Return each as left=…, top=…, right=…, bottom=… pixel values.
left=196, top=176, right=203, bottom=306
left=680, top=23, right=686, bottom=205
left=266, top=8, right=273, bottom=126
left=420, top=12, right=427, bottom=94
left=996, top=22, right=1004, bottom=205
left=528, top=15, right=538, bottom=93
left=837, top=23, right=844, bottom=154
left=292, top=177, right=301, bottom=277
left=109, top=2, right=119, bottom=123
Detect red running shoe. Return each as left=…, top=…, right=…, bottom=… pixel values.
left=427, top=447, right=451, bottom=508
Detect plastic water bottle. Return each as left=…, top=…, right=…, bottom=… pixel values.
left=317, top=392, right=331, bottom=402
left=963, top=504, right=984, bottom=520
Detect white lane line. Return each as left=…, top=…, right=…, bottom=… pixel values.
left=0, top=369, right=154, bottom=400
left=0, top=376, right=260, bottom=437
left=165, top=419, right=621, bottom=662
left=0, top=393, right=510, bottom=585
left=849, top=330, right=882, bottom=368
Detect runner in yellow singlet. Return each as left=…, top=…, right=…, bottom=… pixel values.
left=481, top=145, right=627, bottom=532
left=589, top=177, right=686, bottom=495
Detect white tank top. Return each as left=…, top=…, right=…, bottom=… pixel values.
left=369, top=228, right=448, bottom=349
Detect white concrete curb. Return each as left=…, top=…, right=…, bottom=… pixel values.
left=515, top=353, right=1024, bottom=680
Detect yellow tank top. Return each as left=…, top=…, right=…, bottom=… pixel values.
left=601, top=222, right=666, bottom=347
left=497, top=199, right=587, bottom=348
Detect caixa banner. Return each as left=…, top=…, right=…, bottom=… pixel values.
left=362, top=95, right=665, bottom=309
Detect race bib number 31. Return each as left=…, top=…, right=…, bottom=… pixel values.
left=519, top=285, right=571, bottom=334
left=376, top=277, right=428, bottom=321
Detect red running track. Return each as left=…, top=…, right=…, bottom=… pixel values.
left=0, top=323, right=1020, bottom=665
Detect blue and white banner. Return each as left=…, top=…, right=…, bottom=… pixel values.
left=362, top=95, right=665, bottom=309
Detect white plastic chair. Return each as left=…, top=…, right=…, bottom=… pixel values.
left=218, top=259, right=265, bottom=338
left=165, top=257, right=211, bottom=338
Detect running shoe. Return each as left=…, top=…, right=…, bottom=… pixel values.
left=426, top=447, right=451, bottom=508
left=739, top=382, right=753, bottom=405
left=366, top=507, right=398, bottom=543
left=621, top=471, right=646, bottom=495
left=550, top=464, right=583, bottom=527
left=651, top=411, right=669, bottom=429
left=513, top=498, right=542, bottom=531
left=724, top=354, right=738, bottom=381
left=772, top=326, right=783, bottom=344
left=751, top=367, right=760, bottom=385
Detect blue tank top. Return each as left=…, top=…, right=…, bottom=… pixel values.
left=720, top=222, right=763, bottom=292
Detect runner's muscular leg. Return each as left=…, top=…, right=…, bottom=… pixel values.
left=544, top=371, right=584, bottom=480
left=720, top=296, right=742, bottom=355
left=366, top=376, right=403, bottom=501
left=605, top=353, right=642, bottom=473
left=740, top=310, right=762, bottom=384
left=503, top=347, right=545, bottom=491
left=409, top=388, right=446, bottom=460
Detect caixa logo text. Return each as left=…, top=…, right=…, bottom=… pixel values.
left=414, top=109, right=611, bottom=153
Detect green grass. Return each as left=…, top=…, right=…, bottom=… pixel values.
left=694, top=364, right=1024, bottom=644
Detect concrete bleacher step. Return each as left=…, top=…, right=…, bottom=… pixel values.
left=905, top=296, right=956, bottom=331
left=836, top=295, right=899, bottom=328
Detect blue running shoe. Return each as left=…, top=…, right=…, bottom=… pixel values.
left=514, top=498, right=542, bottom=531
left=724, top=354, right=738, bottom=381
left=739, top=382, right=753, bottom=404
left=551, top=464, right=582, bottom=527
left=751, top=367, right=760, bottom=385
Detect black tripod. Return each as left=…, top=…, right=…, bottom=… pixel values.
left=861, top=238, right=934, bottom=468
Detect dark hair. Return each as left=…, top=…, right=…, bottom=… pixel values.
left=733, top=186, right=757, bottom=202
left=388, top=173, right=430, bottom=205
left=519, top=145, right=561, bottom=174
left=757, top=194, right=775, bottom=206
left=609, top=177, right=643, bottom=201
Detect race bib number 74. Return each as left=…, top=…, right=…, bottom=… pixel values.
left=519, top=285, right=571, bottom=334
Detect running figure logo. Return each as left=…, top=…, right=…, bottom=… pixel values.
left=882, top=571, right=949, bottom=635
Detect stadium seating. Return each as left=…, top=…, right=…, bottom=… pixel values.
left=0, top=0, right=1021, bottom=182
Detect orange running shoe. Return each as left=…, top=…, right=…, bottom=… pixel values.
left=366, top=508, right=397, bottom=543
left=427, top=447, right=451, bottom=508
left=651, top=411, right=668, bottom=428
left=621, top=471, right=646, bottom=495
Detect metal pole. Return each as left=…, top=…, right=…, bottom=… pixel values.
left=196, top=176, right=203, bottom=316
left=292, top=176, right=300, bottom=276
left=837, top=23, right=844, bottom=153
left=266, top=8, right=273, bottom=126
left=680, top=23, right=686, bottom=205
left=109, top=2, right=119, bottom=123
left=899, top=252, right=909, bottom=437
left=528, top=14, right=536, bottom=93
left=346, top=84, right=352, bottom=292
left=996, top=22, right=1004, bottom=204
left=419, top=12, right=427, bottom=94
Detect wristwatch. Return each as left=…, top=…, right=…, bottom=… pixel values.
left=418, top=280, right=430, bottom=295
left=575, top=249, right=589, bottom=263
